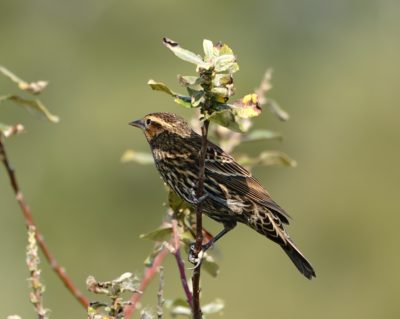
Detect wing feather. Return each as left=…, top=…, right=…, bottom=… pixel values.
left=204, top=140, right=291, bottom=223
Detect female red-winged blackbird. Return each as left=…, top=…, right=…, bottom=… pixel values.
left=130, top=112, right=316, bottom=279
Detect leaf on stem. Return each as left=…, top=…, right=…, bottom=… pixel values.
left=237, top=150, right=297, bottom=168
left=214, top=54, right=238, bottom=73
left=121, top=150, right=154, bottom=164
left=0, top=95, right=59, bottom=123
left=266, top=99, right=289, bottom=121
left=168, top=190, right=192, bottom=213
left=207, top=95, right=261, bottom=133
left=148, top=79, right=194, bottom=108
left=255, top=69, right=289, bottom=121
left=165, top=298, right=191, bottom=317
left=148, top=79, right=177, bottom=97
left=140, top=225, right=173, bottom=241
left=242, top=129, right=282, bottom=143
left=202, top=254, right=220, bottom=277
left=163, top=38, right=209, bottom=69
left=201, top=299, right=225, bottom=315
left=143, top=243, right=165, bottom=267
left=233, top=93, right=262, bottom=118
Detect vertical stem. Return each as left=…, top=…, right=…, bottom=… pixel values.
left=124, top=246, right=169, bottom=318
left=192, top=119, right=210, bottom=319
left=157, top=266, right=164, bottom=319
left=171, top=218, right=193, bottom=308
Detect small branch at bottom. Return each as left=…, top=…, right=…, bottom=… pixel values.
left=157, top=266, right=164, bottom=319
left=171, top=218, right=193, bottom=308
left=124, top=246, right=169, bottom=319
left=0, top=138, right=89, bottom=309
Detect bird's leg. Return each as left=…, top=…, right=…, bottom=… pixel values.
left=202, top=221, right=236, bottom=251
left=188, top=221, right=236, bottom=265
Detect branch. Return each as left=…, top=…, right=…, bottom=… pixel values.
left=171, top=218, right=193, bottom=308
left=124, top=246, right=169, bottom=318
left=0, top=138, right=89, bottom=309
left=26, top=226, right=48, bottom=319
left=157, top=266, right=164, bottom=319
left=192, top=119, right=210, bottom=319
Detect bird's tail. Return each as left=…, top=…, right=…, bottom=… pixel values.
left=247, top=210, right=316, bottom=279
left=282, top=239, right=316, bottom=279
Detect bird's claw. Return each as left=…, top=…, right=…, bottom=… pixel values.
left=191, top=190, right=209, bottom=205
left=188, top=242, right=205, bottom=269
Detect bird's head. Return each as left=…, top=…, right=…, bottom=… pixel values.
left=129, top=112, right=192, bottom=142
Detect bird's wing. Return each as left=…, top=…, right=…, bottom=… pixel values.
left=204, top=141, right=291, bottom=223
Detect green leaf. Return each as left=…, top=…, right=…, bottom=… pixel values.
left=233, top=93, right=262, bottom=118
left=174, top=97, right=194, bottom=108
left=165, top=298, right=191, bottom=317
left=168, top=190, right=192, bottom=212
left=191, top=90, right=205, bottom=107
left=238, top=150, right=297, bottom=168
left=201, top=299, right=225, bottom=315
left=163, top=37, right=209, bottom=69
left=203, top=39, right=215, bottom=61
left=208, top=109, right=244, bottom=132
left=148, top=79, right=177, bottom=97
left=266, top=99, right=289, bottom=121
left=140, top=225, right=173, bottom=241
left=216, top=42, right=234, bottom=55
left=242, top=129, right=282, bottom=143
left=0, top=95, right=59, bottom=123
left=211, top=87, right=230, bottom=98
left=214, top=54, right=238, bottom=73
left=212, top=74, right=233, bottom=87
left=143, top=244, right=165, bottom=267
left=203, top=254, right=220, bottom=277
left=177, top=75, right=198, bottom=87
left=177, top=75, right=203, bottom=91
left=121, top=150, right=154, bottom=164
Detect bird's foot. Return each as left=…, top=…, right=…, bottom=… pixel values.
left=188, top=242, right=205, bottom=268
left=190, top=190, right=209, bottom=205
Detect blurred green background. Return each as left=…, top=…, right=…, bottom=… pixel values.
left=1, top=0, right=399, bottom=318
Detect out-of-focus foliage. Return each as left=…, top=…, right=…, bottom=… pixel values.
left=0, top=66, right=59, bottom=131
left=87, top=273, right=141, bottom=319
left=1, top=1, right=399, bottom=319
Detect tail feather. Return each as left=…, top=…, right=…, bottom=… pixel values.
left=246, top=210, right=316, bottom=279
left=283, top=240, right=316, bottom=279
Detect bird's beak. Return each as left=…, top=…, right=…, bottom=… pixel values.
left=129, top=119, right=144, bottom=129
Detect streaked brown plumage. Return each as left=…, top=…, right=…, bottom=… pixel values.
left=130, top=112, right=316, bottom=279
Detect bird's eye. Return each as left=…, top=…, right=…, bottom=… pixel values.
left=145, top=118, right=152, bottom=127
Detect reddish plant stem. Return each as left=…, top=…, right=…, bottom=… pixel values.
left=192, top=119, right=210, bottom=319
left=171, top=218, right=193, bottom=308
left=0, top=138, right=89, bottom=309
left=124, top=246, right=169, bottom=318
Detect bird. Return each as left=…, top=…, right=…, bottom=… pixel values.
left=129, top=112, right=316, bottom=279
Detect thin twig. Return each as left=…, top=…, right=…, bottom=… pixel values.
left=26, top=225, right=48, bottom=319
left=0, top=139, right=89, bottom=309
left=124, top=246, right=169, bottom=318
left=192, top=119, right=210, bottom=319
left=157, top=266, right=164, bottom=319
left=171, top=218, right=193, bottom=308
